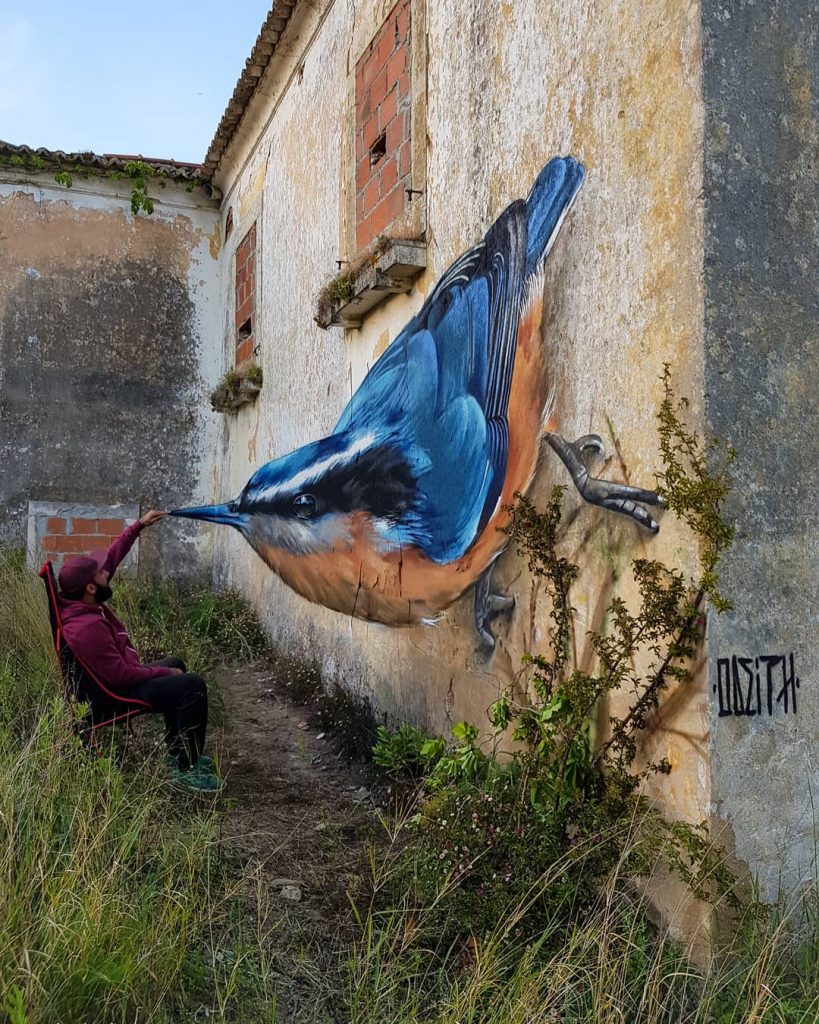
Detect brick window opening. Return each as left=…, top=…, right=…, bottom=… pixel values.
left=369, top=131, right=387, bottom=167
left=355, top=0, right=412, bottom=251
left=235, top=224, right=256, bottom=365
left=27, top=502, right=140, bottom=573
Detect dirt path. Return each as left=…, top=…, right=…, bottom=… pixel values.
left=212, top=664, right=383, bottom=1021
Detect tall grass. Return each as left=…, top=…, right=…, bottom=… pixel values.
left=0, top=548, right=273, bottom=1023
left=345, top=806, right=819, bottom=1024
left=112, top=575, right=269, bottom=675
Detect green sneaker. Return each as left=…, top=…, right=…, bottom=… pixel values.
left=170, top=763, right=225, bottom=793
left=164, top=753, right=216, bottom=771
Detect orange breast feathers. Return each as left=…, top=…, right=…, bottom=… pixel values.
left=258, top=294, right=552, bottom=627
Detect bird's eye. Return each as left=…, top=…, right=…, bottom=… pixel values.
left=292, top=493, right=317, bottom=519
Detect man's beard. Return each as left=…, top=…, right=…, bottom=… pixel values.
left=94, top=583, right=114, bottom=604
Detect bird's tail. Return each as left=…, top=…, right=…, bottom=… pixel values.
left=524, top=156, right=585, bottom=277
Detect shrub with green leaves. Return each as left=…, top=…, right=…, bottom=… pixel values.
left=373, top=723, right=445, bottom=779
left=374, top=369, right=739, bottom=948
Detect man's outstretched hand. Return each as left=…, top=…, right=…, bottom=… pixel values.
left=139, top=510, right=168, bottom=527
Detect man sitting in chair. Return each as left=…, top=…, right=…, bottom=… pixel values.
left=57, top=510, right=222, bottom=793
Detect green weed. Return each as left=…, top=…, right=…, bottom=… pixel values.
left=112, top=575, right=268, bottom=675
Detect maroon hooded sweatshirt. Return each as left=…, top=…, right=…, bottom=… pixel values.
left=58, top=521, right=170, bottom=688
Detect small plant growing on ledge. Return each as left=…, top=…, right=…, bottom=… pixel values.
left=209, top=364, right=263, bottom=414
left=314, top=233, right=427, bottom=329
left=315, top=271, right=355, bottom=327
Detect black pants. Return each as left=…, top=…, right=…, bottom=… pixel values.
left=130, top=658, right=208, bottom=770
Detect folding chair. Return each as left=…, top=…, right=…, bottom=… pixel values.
left=39, top=560, right=154, bottom=746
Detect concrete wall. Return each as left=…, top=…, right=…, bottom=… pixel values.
left=207, top=0, right=709, bottom=844
left=0, top=172, right=223, bottom=576
left=703, top=0, right=819, bottom=900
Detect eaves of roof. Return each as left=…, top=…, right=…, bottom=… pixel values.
left=201, top=0, right=299, bottom=183
left=0, top=140, right=203, bottom=182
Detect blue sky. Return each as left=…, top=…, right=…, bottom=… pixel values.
left=0, top=1, right=273, bottom=162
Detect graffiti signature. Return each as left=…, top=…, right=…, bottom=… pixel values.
left=714, top=653, right=800, bottom=717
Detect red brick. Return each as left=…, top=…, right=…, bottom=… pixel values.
left=55, top=535, right=91, bottom=554
left=98, top=518, right=125, bottom=534
left=72, top=518, right=100, bottom=535
left=363, top=175, right=381, bottom=215
left=356, top=192, right=365, bottom=222
left=356, top=217, right=372, bottom=250
left=46, top=517, right=66, bottom=533
left=370, top=69, right=388, bottom=108
left=380, top=155, right=398, bottom=194
left=356, top=86, right=371, bottom=124
left=376, top=31, right=394, bottom=71
left=43, top=535, right=59, bottom=552
left=399, top=139, right=412, bottom=177
left=359, top=52, right=380, bottom=90
left=396, top=3, right=410, bottom=42
left=399, top=70, right=410, bottom=99
left=386, top=48, right=406, bottom=85
left=356, top=155, right=372, bottom=191
left=363, top=113, right=380, bottom=150
left=237, top=226, right=255, bottom=261
left=85, top=535, right=111, bottom=547
left=386, top=114, right=405, bottom=154
left=236, top=338, right=254, bottom=365
left=369, top=185, right=405, bottom=237
left=379, top=87, right=397, bottom=128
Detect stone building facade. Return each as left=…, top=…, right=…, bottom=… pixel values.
left=201, top=0, right=817, bottom=907
left=0, top=152, right=222, bottom=576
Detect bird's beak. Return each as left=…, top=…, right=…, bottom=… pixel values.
left=170, top=503, right=247, bottom=529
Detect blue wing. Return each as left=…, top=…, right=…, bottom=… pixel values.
left=334, top=157, right=584, bottom=563
left=334, top=202, right=526, bottom=563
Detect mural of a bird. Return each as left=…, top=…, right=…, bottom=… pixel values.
left=173, top=157, right=663, bottom=647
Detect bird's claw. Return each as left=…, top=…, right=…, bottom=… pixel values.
left=572, top=434, right=605, bottom=459
left=474, top=568, right=515, bottom=651
left=478, top=626, right=497, bottom=651
left=545, top=432, right=664, bottom=533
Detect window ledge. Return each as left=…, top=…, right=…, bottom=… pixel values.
left=210, top=375, right=262, bottom=414
left=316, top=238, right=426, bottom=329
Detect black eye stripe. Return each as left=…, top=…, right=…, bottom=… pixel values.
left=242, top=444, right=417, bottom=519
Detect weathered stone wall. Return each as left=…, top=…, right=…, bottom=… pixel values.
left=702, top=0, right=819, bottom=899
left=0, top=174, right=222, bottom=576
left=207, top=0, right=708, bottom=861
